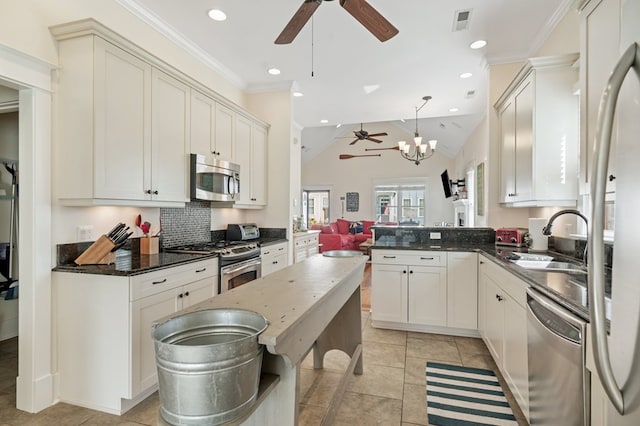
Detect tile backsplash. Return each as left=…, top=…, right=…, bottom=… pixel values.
left=160, top=201, right=212, bottom=248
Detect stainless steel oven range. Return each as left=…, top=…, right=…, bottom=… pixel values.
left=165, top=224, right=262, bottom=294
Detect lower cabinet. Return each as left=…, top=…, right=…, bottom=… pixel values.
left=447, top=252, right=478, bottom=330
left=293, top=231, right=319, bottom=263
left=371, top=250, right=448, bottom=328
left=54, top=258, right=218, bottom=414
left=478, top=255, right=529, bottom=421
left=261, top=242, right=288, bottom=276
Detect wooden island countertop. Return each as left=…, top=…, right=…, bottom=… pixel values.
left=163, top=253, right=368, bottom=425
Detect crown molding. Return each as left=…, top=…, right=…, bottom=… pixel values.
left=527, top=0, right=575, bottom=57
left=115, top=0, right=246, bottom=89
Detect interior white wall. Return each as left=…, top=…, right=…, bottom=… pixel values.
left=302, top=122, right=455, bottom=225
left=245, top=90, right=293, bottom=230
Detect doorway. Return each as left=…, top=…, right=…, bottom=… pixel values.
left=303, top=190, right=330, bottom=228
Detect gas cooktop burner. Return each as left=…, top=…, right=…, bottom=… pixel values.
left=166, top=240, right=260, bottom=257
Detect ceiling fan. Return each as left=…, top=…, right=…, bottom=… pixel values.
left=337, top=123, right=388, bottom=145
left=275, top=0, right=399, bottom=44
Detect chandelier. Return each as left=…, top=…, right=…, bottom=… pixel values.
left=398, top=96, right=437, bottom=165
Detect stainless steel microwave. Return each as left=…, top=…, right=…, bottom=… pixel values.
left=190, top=154, right=240, bottom=202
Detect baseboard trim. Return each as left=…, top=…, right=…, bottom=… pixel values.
left=371, top=320, right=480, bottom=338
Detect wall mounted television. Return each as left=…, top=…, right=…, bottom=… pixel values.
left=441, top=169, right=453, bottom=198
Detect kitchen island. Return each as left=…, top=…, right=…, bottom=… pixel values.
left=156, top=252, right=368, bottom=425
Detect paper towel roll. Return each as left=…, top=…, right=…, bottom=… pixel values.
left=528, top=218, right=548, bottom=251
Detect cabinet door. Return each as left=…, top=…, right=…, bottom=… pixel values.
left=181, top=278, right=216, bottom=308
left=477, top=258, right=488, bottom=336
left=499, top=98, right=516, bottom=202
left=502, top=295, right=529, bottom=419
left=131, top=287, right=180, bottom=396
left=94, top=38, right=151, bottom=200
left=581, top=0, right=620, bottom=194
left=250, top=124, right=267, bottom=205
left=514, top=75, right=533, bottom=202
left=235, top=115, right=252, bottom=205
left=371, top=264, right=408, bottom=323
left=151, top=68, right=189, bottom=202
left=483, top=275, right=504, bottom=366
left=447, top=252, right=478, bottom=330
left=190, top=90, right=215, bottom=157
left=214, top=103, right=235, bottom=161
left=407, top=266, right=447, bottom=327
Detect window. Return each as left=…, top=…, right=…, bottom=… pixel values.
left=373, top=179, right=428, bottom=225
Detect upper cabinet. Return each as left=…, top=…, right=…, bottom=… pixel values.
left=495, top=53, right=580, bottom=207
left=579, top=0, right=620, bottom=195
left=190, top=90, right=235, bottom=162
left=51, top=19, right=269, bottom=208
left=234, top=115, right=268, bottom=208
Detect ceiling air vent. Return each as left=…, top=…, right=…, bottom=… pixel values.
left=465, top=89, right=476, bottom=99
left=453, top=9, right=472, bottom=32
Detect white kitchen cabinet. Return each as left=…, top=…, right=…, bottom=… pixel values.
left=579, top=0, right=620, bottom=194
left=54, top=34, right=188, bottom=206
left=371, top=250, right=447, bottom=328
left=150, top=68, right=189, bottom=203
left=261, top=242, right=288, bottom=276
left=495, top=53, right=579, bottom=207
left=51, top=20, right=270, bottom=208
left=477, top=255, right=529, bottom=421
left=54, top=258, right=217, bottom=414
left=447, top=252, right=478, bottom=330
left=234, top=114, right=268, bottom=208
left=293, top=231, right=319, bottom=263
left=189, top=91, right=235, bottom=162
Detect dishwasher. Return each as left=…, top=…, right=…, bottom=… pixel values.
left=527, top=288, right=589, bottom=426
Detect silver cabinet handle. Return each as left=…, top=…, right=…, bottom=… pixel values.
left=589, top=41, right=639, bottom=415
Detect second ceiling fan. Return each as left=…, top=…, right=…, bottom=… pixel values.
left=338, top=123, right=388, bottom=145
left=275, top=0, right=399, bottom=44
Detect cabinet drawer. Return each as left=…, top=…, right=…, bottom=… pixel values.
left=373, top=250, right=447, bottom=267
left=130, top=258, right=217, bottom=301
left=479, top=255, right=527, bottom=307
left=261, top=242, right=287, bottom=257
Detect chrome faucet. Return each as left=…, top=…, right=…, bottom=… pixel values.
left=542, top=209, right=589, bottom=265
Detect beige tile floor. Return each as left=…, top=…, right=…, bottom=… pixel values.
left=0, top=314, right=528, bottom=425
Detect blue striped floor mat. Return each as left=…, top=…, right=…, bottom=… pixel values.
left=426, top=361, right=518, bottom=425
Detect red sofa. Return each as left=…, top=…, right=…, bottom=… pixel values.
left=311, top=219, right=373, bottom=253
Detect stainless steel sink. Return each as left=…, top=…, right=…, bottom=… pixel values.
left=510, top=259, right=587, bottom=274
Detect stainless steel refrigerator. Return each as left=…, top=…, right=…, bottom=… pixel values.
left=589, top=0, right=640, bottom=424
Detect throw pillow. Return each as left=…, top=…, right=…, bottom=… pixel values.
left=363, top=220, right=374, bottom=234
left=336, top=218, right=350, bottom=234
left=321, top=225, right=333, bottom=234
left=349, top=221, right=363, bottom=234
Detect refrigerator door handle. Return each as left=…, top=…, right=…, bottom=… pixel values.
left=589, top=41, right=640, bottom=416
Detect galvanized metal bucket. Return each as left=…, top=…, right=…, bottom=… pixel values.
left=152, top=309, right=269, bottom=425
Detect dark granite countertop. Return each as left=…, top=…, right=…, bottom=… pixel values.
left=52, top=250, right=218, bottom=277
left=258, top=238, right=288, bottom=247
left=372, top=242, right=610, bottom=323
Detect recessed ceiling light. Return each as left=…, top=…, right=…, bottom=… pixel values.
left=336, top=124, right=342, bottom=128
left=320, top=119, right=328, bottom=124
left=470, top=39, right=487, bottom=49
left=267, top=68, right=281, bottom=75
left=459, top=72, right=473, bottom=79
left=449, top=107, right=459, bottom=112
left=207, top=9, right=227, bottom=21
left=293, top=91, right=304, bottom=97
left=400, top=118, right=406, bottom=123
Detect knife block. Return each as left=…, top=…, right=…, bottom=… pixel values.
left=75, top=235, right=116, bottom=265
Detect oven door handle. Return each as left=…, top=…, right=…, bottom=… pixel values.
left=222, top=258, right=261, bottom=275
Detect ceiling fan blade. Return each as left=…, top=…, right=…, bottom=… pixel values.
left=349, top=138, right=360, bottom=145
left=365, top=146, right=400, bottom=151
left=339, top=0, right=399, bottom=42
left=366, top=137, right=384, bottom=143
left=367, top=132, right=388, bottom=137
left=339, top=154, right=381, bottom=159
left=275, top=0, right=322, bottom=44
